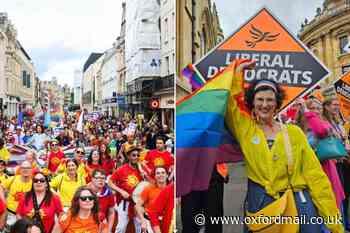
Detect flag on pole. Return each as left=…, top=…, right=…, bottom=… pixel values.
left=44, top=111, right=51, bottom=128
left=176, top=60, right=245, bottom=197
left=77, top=110, right=84, bottom=133
left=181, top=64, right=206, bottom=91
left=18, top=111, right=23, bottom=127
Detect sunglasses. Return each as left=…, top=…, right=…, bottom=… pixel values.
left=33, top=178, right=46, bottom=183
left=79, top=196, right=95, bottom=202
left=76, top=150, right=84, bottom=154
left=52, top=143, right=58, bottom=146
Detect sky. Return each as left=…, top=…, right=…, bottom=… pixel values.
left=1, top=0, right=123, bottom=87
left=214, top=0, right=324, bottom=37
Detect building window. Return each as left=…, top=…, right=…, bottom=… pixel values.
left=339, top=35, right=349, bottom=54
left=165, top=56, right=169, bottom=75
left=27, top=74, right=31, bottom=88
left=342, top=64, right=350, bottom=74
left=22, top=70, right=27, bottom=86
left=164, top=18, right=168, bottom=43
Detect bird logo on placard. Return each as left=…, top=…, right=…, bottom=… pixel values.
left=245, top=24, right=280, bottom=48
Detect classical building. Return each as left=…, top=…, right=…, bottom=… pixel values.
left=82, top=53, right=104, bottom=112
left=299, top=0, right=350, bottom=85
left=176, top=0, right=224, bottom=100
left=125, top=0, right=161, bottom=116
left=156, top=0, right=175, bottom=128
left=0, top=13, right=37, bottom=117
left=115, top=2, right=127, bottom=116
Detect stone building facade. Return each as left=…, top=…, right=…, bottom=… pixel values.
left=299, top=0, right=350, bottom=85
left=176, top=0, right=224, bottom=100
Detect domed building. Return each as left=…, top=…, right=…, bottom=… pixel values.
left=299, top=0, right=350, bottom=85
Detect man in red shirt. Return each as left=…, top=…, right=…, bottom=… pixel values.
left=144, top=137, right=174, bottom=180
left=47, top=139, right=65, bottom=173
left=108, top=145, right=143, bottom=233
left=87, top=169, right=115, bottom=233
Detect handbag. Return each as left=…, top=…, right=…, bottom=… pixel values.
left=245, top=124, right=299, bottom=233
left=315, top=137, right=347, bottom=161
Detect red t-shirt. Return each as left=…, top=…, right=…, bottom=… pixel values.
left=17, top=194, right=63, bottom=233
left=110, top=164, right=142, bottom=198
left=144, top=150, right=174, bottom=172
left=102, top=158, right=115, bottom=175
left=0, top=198, right=5, bottom=215
left=148, top=183, right=174, bottom=233
left=97, top=186, right=115, bottom=220
left=48, top=150, right=65, bottom=173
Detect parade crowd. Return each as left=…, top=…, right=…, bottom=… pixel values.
left=0, top=111, right=174, bottom=233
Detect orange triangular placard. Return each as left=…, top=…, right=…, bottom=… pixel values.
left=219, top=8, right=304, bottom=52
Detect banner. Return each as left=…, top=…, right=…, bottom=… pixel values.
left=334, top=71, right=350, bottom=120
left=194, top=7, right=329, bottom=112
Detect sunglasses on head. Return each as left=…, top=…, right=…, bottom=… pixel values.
left=79, top=196, right=95, bottom=201
left=33, top=178, right=46, bottom=183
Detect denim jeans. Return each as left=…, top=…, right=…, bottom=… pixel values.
left=243, top=180, right=332, bottom=233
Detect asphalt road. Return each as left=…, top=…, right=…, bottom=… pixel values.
left=176, top=162, right=247, bottom=233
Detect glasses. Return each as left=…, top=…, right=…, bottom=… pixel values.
left=79, top=196, right=95, bottom=202
left=33, top=178, right=46, bottom=183
left=93, top=176, right=106, bottom=180
left=76, top=150, right=84, bottom=154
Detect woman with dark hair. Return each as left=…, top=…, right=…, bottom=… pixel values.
left=51, top=186, right=107, bottom=233
left=86, top=149, right=102, bottom=183
left=322, top=94, right=350, bottom=230
left=17, top=171, right=63, bottom=233
left=10, top=218, right=41, bottom=233
left=99, top=143, right=115, bottom=175
left=225, top=60, right=342, bottom=233
left=50, top=159, right=86, bottom=209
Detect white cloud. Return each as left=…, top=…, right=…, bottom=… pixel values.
left=1, top=0, right=123, bottom=86
left=40, top=58, right=86, bottom=87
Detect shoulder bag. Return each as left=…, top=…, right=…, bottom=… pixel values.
left=245, top=124, right=299, bottom=233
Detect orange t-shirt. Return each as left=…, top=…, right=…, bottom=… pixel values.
left=140, top=184, right=162, bottom=212
left=58, top=211, right=106, bottom=233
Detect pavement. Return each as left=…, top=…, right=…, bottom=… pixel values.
left=176, top=162, right=247, bottom=233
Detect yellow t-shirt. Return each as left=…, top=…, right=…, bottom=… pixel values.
left=0, top=147, right=10, bottom=162
left=3, top=175, right=32, bottom=212
left=50, top=173, right=86, bottom=207
left=0, top=173, right=9, bottom=185
left=56, top=162, right=87, bottom=178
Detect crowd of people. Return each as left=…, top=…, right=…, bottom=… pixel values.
left=179, top=60, right=350, bottom=233
left=0, top=111, right=174, bottom=233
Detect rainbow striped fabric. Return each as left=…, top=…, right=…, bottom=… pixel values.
left=176, top=62, right=243, bottom=197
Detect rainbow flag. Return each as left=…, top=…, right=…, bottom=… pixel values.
left=181, top=64, right=206, bottom=90
left=176, top=61, right=244, bottom=197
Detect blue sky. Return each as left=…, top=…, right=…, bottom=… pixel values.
left=214, top=0, right=324, bottom=37
left=2, top=0, right=123, bottom=87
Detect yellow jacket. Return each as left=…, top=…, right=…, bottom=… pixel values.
left=3, top=175, right=32, bottom=212
left=50, top=172, right=86, bottom=207
left=225, top=65, right=343, bottom=233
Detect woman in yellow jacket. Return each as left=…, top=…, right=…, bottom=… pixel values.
left=50, top=158, right=86, bottom=210
left=226, top=60, right=343, bottom=233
